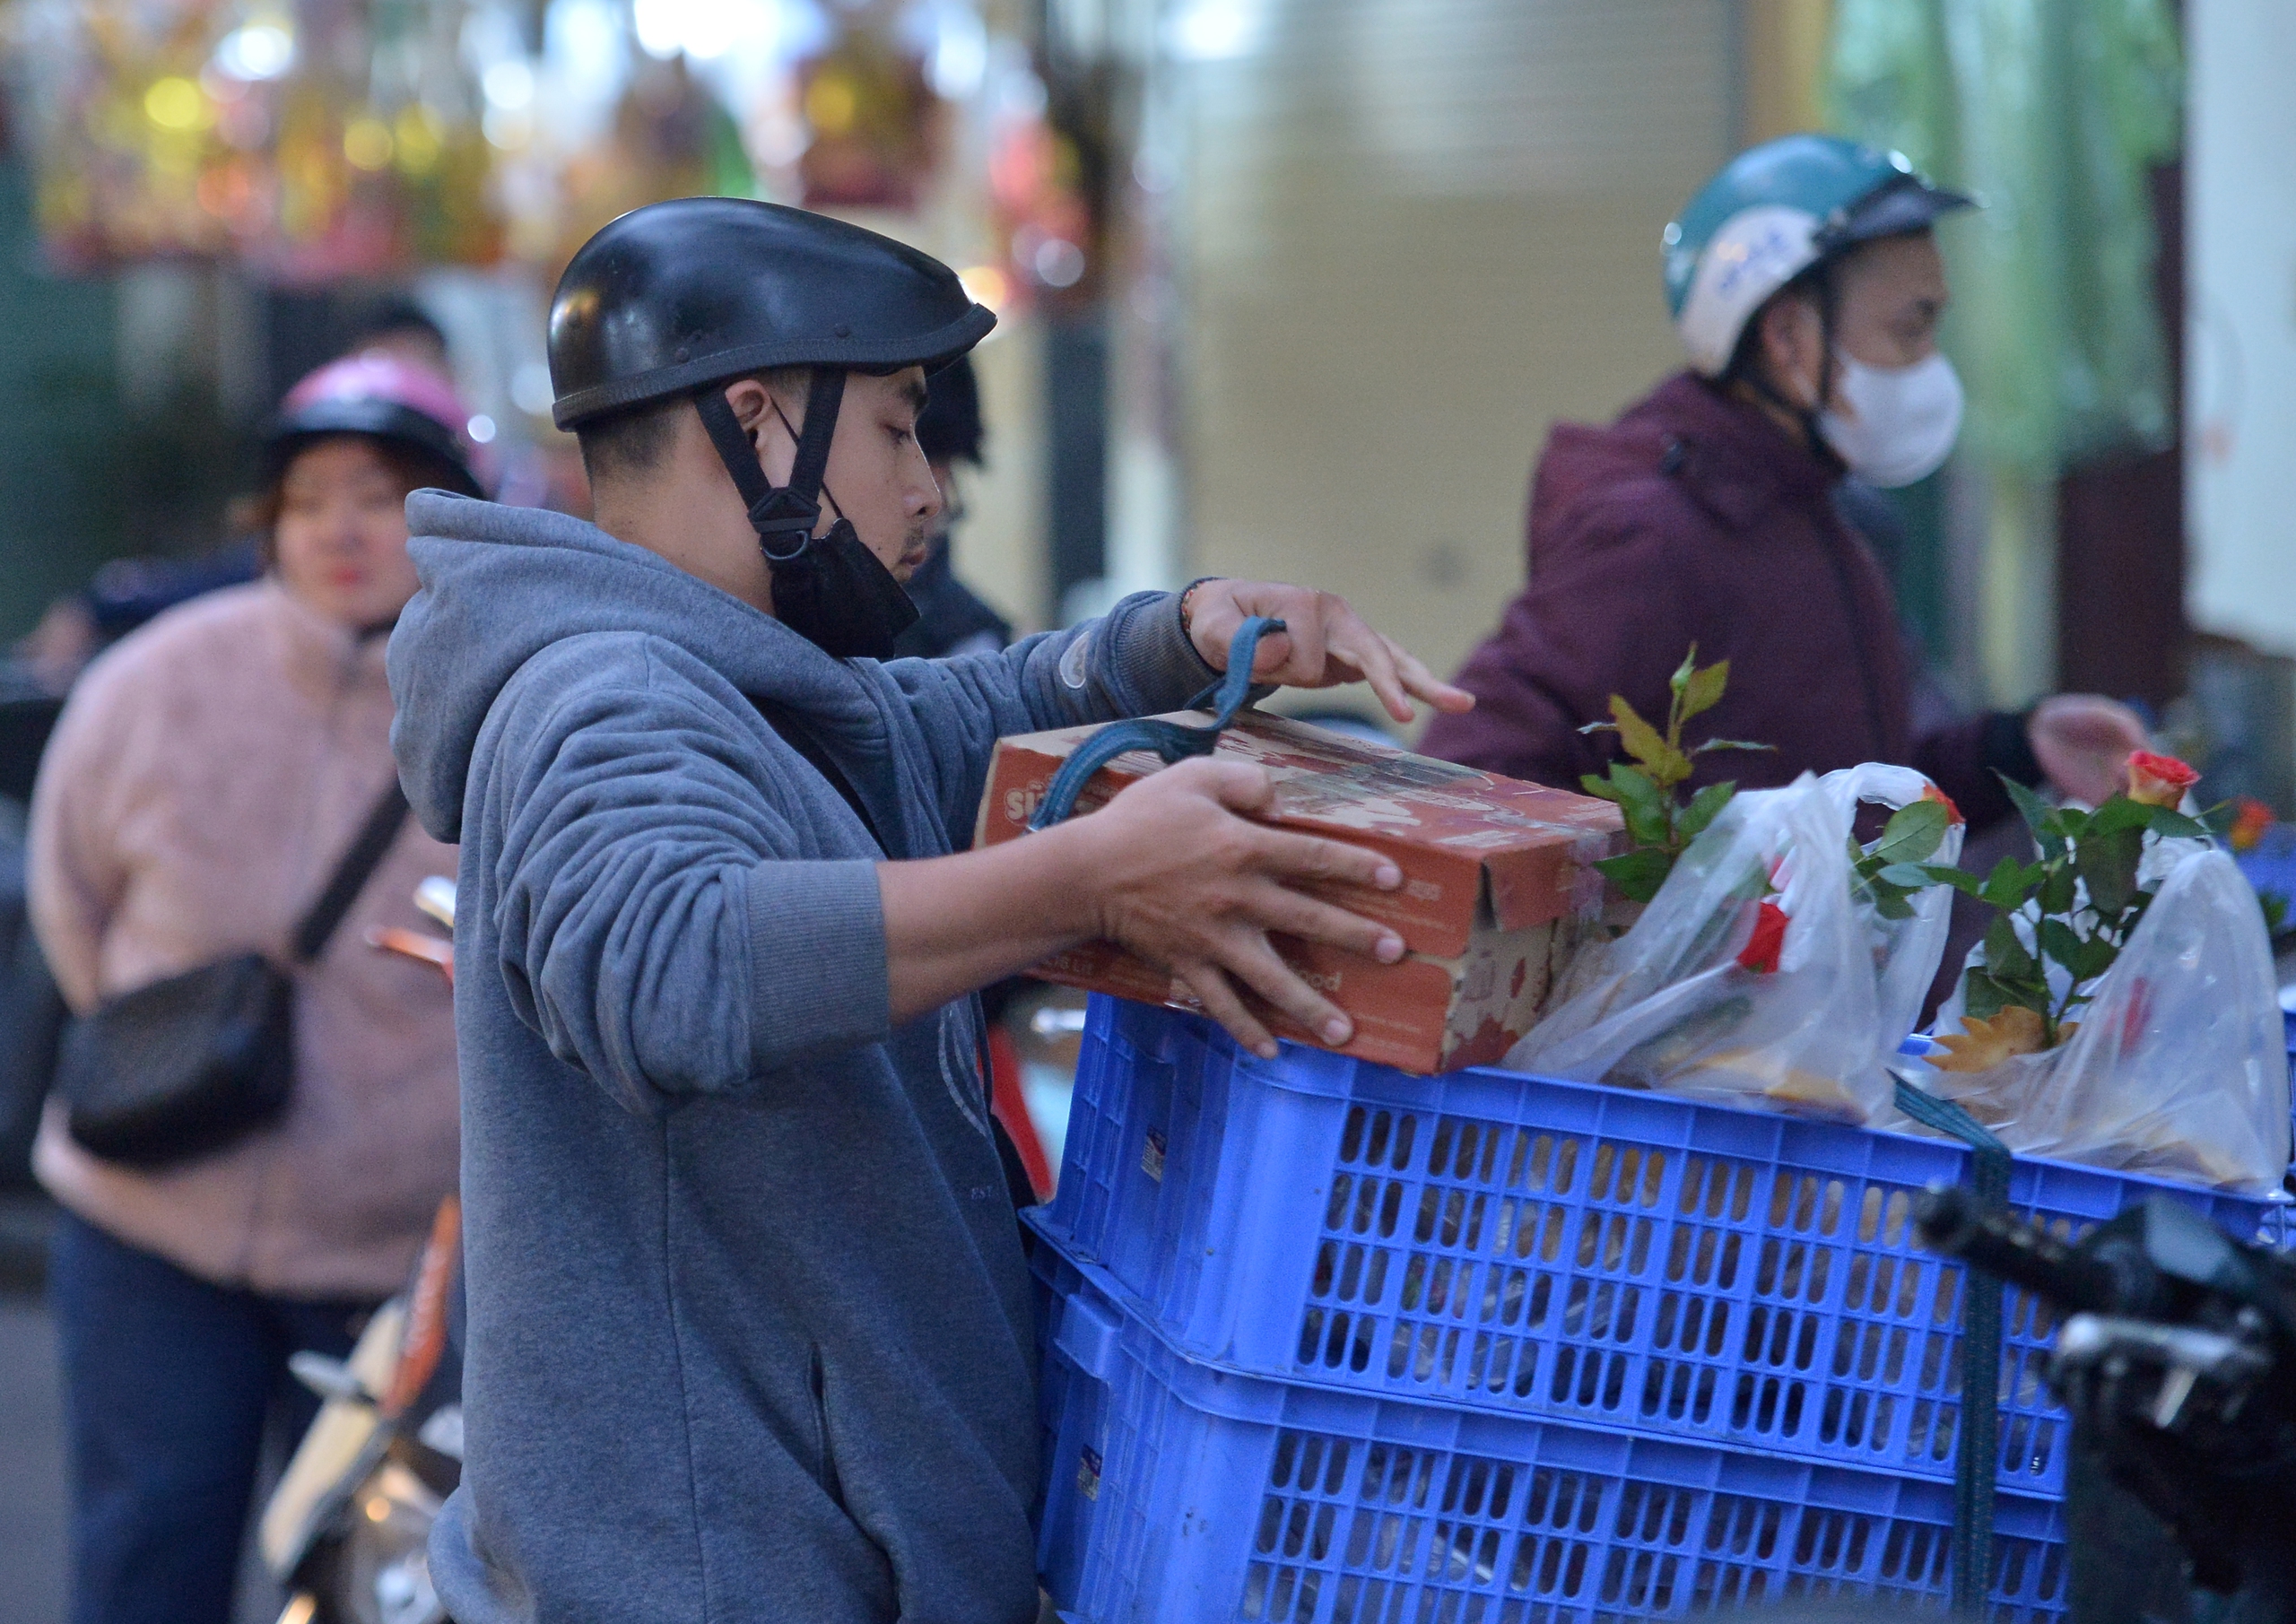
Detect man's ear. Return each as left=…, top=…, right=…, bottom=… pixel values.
left=723, top=376, right=776, bottom=444
left=1754, top=291, right=1823, bottom=412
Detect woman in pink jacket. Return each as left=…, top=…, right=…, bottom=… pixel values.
left=30, top=355, right=473, bottom=1624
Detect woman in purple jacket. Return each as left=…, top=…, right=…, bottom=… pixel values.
left=1423, top=135, right=2145, bottom=827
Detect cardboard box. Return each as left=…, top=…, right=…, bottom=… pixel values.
left=974, top=709, right=1623, bottom=1074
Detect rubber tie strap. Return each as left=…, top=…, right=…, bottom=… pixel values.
left=1894, top=1076, right=2009, bottom=1617
left=1026, top=616, right=1283, bottom=832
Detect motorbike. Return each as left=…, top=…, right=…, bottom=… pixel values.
left=1916, top=1185, right=2296, bottom=1620
left=261, top=877, right=462, bottom=1624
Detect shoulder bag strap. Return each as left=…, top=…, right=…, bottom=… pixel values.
left=290, top=780, right=413, bottom=965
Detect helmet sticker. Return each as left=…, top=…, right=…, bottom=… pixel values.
left=1676, top=204, right=1820, bottom=377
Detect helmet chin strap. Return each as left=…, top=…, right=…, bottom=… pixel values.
left=690, top=366, right=921, bottom=660
left=693, top=367, right=844, bottom=556
left=1741, top=268, right=1842, bottom=465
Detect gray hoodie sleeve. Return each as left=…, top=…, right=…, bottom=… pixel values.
left=483, top=656, right=888, bottom=1114
left=883, top=588, right=1218, bottom=840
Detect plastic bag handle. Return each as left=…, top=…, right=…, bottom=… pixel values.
left=1025, top=616, right=1285, bottom=832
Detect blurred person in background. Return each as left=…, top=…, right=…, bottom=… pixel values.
left=334, top=292, right=455, bottom=378
left=28, top=353, right=473, bottom=1624
left=1423, top=135, right=2147, bottom=827
left=891, top=352, right=1013, bottom=659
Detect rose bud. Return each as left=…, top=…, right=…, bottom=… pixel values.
left=1918, top=783, right=1964, bottom=826
left=2125, top=750, right=2199, bottom=809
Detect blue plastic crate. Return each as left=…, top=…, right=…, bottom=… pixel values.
left=1042, top=996, right=2286, bottom=1501
left=1031, top=1229, right=2069, bottom=1624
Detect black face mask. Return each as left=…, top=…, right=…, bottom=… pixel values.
left=692, top=369, right=919, bottom=662
left=762, top=515, right=919, bottom=661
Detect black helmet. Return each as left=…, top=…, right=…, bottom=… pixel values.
left=547, top=196, right=995, bottom=430
left=546, top=197, right=996, bottom=661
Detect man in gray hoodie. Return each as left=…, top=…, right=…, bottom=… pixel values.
left=387, top=197, right=1470, bottom=1622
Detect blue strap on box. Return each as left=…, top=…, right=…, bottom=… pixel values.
left=1025, top=616, right=1285, bottom=833
left=1892, top=1075, right=2011, bottom=1617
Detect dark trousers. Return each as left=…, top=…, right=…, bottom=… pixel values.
left=48, top=1209, right=371, bottom=1624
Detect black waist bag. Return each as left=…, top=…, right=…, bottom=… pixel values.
left=57, top=782, right=410, bottom=1168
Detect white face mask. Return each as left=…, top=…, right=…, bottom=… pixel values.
left=1817, top=351, right=1964, bottom=489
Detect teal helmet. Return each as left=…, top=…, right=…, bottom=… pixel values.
left=1663, top=133, right=1974, bottom=377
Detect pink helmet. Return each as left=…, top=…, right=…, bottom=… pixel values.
left=265, top=352, right=484, bottom=497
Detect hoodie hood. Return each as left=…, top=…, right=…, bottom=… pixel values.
left=388, top=491, right=880, bottom=843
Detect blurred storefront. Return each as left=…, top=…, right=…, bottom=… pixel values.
left=0, top=0, right=2283, bottom=808
left=0, top=0, right=1087, bottom=638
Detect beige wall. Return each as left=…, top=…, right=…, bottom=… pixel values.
left=1161, top=0, right=1739, bottom=725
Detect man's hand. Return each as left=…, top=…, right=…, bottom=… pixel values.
left=1184, top=579, right=1474, bottom=725
left=2030, top=694, right=2150, bottom=806
left=1073, top=756, right=1406, bottom=1057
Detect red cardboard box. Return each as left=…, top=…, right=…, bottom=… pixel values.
left=974, top=710, right=1623, bottom=1073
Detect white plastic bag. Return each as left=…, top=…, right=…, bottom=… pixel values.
left=1509, top=766, right=1963, bottom=1124
left=1916, top=844, right=2292, bottom=1192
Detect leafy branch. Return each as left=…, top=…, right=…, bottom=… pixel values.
left=1847, top=791, right=1959, bottom=921
left=1576, top=646, right=1772, bottom=903
left=1925, top=773, right=2208, bottom=1058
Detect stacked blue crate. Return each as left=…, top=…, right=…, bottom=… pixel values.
left=1031, top=995, right=2287, bottom=1622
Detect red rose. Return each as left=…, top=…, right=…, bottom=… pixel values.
left=1918, top=783, right=1965, bottom=826
left=2125, top=751, right=2199, bottom=809
left=1736, top=899, right=1787, bottom=974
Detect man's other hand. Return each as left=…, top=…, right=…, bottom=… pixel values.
left=2029, top=694, right=2151, bottom=806
left=1077, top=756, right=1406, bottom=1059
left=1184, top=579, right=1474, bottom=725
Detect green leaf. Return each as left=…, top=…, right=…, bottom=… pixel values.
left=1578, top=772, right=1624, bottom=804
left=2000, top=775, right=2066, bottom=858
left=1577, top=719, right=1620, bottom=737
left=2037, top=918, right=2085, bottom=972
left=1870, top=887, right=1916, bottom=921
left=2075, top=824, right=2143, bottom=917
left=2037, top=862, right=2077, bottom=916
left=1677, top=780, right=1735, bottom=845
left=1608, top=696, right=1691, bottom=786
left=1692, top=738, right=1777, bottom=756
left=1603, top=765, right=1670, bottom=847
left=1679, top=658, right=1729, bottom=724
left=1984, top=914, right=2035, bottom=981
left=1963, top=969, right=2013, bottom=1020
left=1876, top=863, right=1938, bottom=890
left=1869, top=800, right=1952, bottom=867
left=1979, top=855, right=2036, bottom=910
left=1920, top=864, right=1987, bottom=898
left=1607, top=694, right=1669, bottom=769
left=2144, top=805, right=2212, bottom=841
left=1596, top=847, right=1675, bottom=904
left=2070, top=932, right=2119, bottom=983
left=2263, top=891, right=2291, bottom=939
left=2086, top=796, right=2150, bottom=836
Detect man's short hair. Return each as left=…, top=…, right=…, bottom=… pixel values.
left=575, top=367, right=812, bottom=486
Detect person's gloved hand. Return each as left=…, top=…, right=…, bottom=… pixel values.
left=2028, top=694, right=2150, bottom=805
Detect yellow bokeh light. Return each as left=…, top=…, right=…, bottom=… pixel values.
left=804, top=75, right=857, bottom=136
left=144, top=77, right=212, bottom=133
left=344, top=117, right=394, bottom=171
left=957, top=265, right=1010, bottom=314
left=394, top=106, right=442, bottom=175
